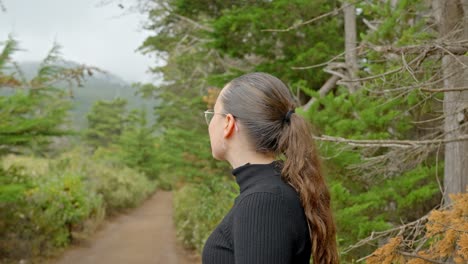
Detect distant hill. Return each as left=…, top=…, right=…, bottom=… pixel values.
left=1, top=61, right=157, bottom=130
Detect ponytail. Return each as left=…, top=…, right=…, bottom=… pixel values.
left=278, top=113, right=339, bottom=264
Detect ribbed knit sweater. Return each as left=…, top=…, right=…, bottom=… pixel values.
left=202, top=161, right=311, bottom=264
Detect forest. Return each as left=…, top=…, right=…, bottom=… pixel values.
left=1, top=0, right=467, bottom=263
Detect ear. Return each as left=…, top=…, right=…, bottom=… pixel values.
left=223, top=114, right=236, bottom=139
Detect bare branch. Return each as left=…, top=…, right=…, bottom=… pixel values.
left=262, top=6, right=344, bottom=32
left=313, top=134, right=468, bottom=148
left=343, top=49, right=430, bottom=83
left=362, top=18, right=378, bottom=31
left=372, top=70, right=457, bottom=94
left=292, top=51, right=347, bottom=70
left=421, top=86, right=468, bottom=92
left=435, top=43, right=468, bottom=68
left=172, top=13, right=214, bottom=32
left=303, top=75, right=340, bottom=111
left=324, top=68, right=347, bottom=79
left=369, top=42, right=468, bottom=56
left=341, top=67, right=403, bottom=83
left=343, top=215, right=430, bottom=254
left=402, top=52, right=419, bottom=82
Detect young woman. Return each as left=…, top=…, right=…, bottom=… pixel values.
left=202, top=72, right=339, bottom=264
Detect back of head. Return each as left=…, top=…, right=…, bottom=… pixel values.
left=221, top=72, right=339, bottom=264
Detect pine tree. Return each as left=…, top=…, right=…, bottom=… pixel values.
left=118, top=108, right=159, bottom=180
left=84, top=98, right=128, bottom=149
left=0, top=37, right=90, bottom=156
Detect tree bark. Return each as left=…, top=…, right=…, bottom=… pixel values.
left=343, top=2, right=359, bottom=93
left=434, top=0, right=468, bottom=204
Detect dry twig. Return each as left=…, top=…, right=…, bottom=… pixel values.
left=313, top=134, right=468, bottom=148
left=262, top=5, right=345, bottom=32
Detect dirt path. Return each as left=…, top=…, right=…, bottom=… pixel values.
left=54, top=191, right=200, bottom=264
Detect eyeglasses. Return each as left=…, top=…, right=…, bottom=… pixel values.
left=204, top=110, right=226, bottom=125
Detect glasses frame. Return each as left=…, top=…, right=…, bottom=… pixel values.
left=204, top=110, right=227, bottom=125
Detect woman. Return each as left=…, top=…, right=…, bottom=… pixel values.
left=202, top=72, right=339, bottom=264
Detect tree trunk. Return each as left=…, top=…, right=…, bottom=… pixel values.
left=343, top=2, right=359, bottom=93
left=434, top=0, right=468, bottom=204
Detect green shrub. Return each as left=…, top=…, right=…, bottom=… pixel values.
left=174, top=176, right=237, bottom=252
left=88, top=163, right=157, bottom=212
left=26, top=173, right=103, bottom=247
left=0, top=164, right=103, bottom=259
left=0, top=151, right=157, bottom=261
left=157, top=172, right=174, bottom=190
left=55, top=149, right=158, bottom=213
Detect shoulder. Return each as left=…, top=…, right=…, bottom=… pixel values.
left=237, top=191, right=282, bottom=205
left=240, top=178, right=301, bottom=204
left=231, top=186, right=309, bottom=242
left=233, top=191, right=290, bottom=220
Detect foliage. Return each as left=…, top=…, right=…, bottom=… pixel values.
left=0, top=37, right=113, bottom=261
left=332, top=165, right=441, bottom=255
left=304, top=84, right=441, bottom=259
left=366, top=193, right=468, bottom=264
left=0, top=37, right=77, bottom=156
left=84, top=98, right=162, bottom=181
left=85, top=98, right=128, bottom=149
left=0, top=35, right=161, bottom=262
left=0, top=151, right=157, bottom=260
left=0, top=159, right=103, bottom=259
left=118, top=108, right=159, bottom=180
left=174, top=178, right=237, bottom=252
left=142, top=1, right=344, bottom=185
left=299, top=1, right=446, bottom=260
left=135, top=0, right=457, bottom=262
left=209, top=0, right=343, bottom=91
left=140, top=0, right=234, bottom=191
left=0, top=37, right=22, bottom=87
left=53, top=149, right=158, bottom=213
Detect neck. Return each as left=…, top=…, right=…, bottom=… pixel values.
left=226, top=148, right=275, bottom=169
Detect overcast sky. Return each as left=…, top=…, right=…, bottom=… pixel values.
left=0, top=0, right=158, bottom=83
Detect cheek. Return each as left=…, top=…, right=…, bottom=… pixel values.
left=208, top=121, right=225, bottom=160
left=208, top=122, right=216, bottom=147
left=208, top=121, right=216, bottom=141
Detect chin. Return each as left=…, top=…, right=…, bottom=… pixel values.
left=211, top=149, right=225, bottom=161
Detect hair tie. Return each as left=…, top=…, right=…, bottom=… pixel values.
left=284, top=109, right=295, bottom=124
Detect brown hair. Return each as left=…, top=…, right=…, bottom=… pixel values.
left=221, top=72, right=339, bottom=264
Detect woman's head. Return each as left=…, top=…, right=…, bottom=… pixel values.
left=208, top=72, right=295, bottom=164
left=209, top=72, right=339, bottom=264
left=220, top=72, right=297, bottom=154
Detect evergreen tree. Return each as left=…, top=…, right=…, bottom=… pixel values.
left=119, top=108, right=159, bottom=180
left=85, top=98, right=128, bottom=149
left=0, top=37, right=89, bottom=156
left=314, top=0, right=467, bottom=260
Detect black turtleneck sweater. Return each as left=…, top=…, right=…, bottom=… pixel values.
left=202, top=161, right=311, bottom=264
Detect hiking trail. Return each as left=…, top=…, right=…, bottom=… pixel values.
left=54, top=191, right=200, bottom=264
